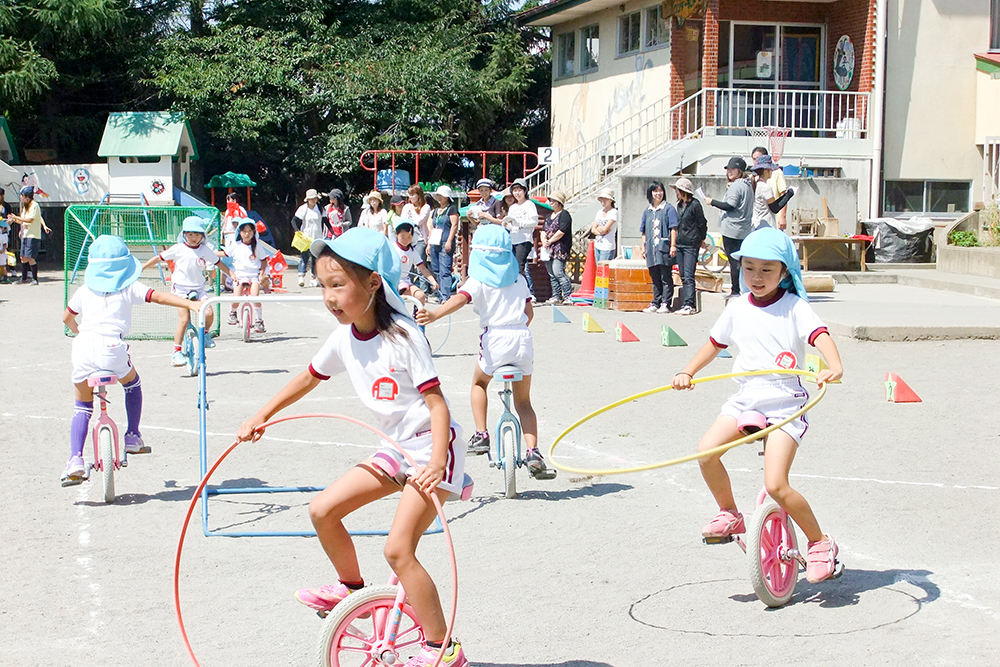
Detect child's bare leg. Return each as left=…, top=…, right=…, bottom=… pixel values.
left=697, top=416, right=741, bottom=512
left=412, top=287, right=426, bottom=304
left=384, top=483, right=451, bottom=643
left=308, top=464, right=398, bottom=582
left=763, top=429, right=823, bottom=542
left=470, top=367, right=491, bottom=433
left=204, top=302, right=215, bottom=330
left=250, top=281, right=262, bottom=319
left=174, top=306, right=189, bottom=345
left=512, top=374, right=538, bottom=450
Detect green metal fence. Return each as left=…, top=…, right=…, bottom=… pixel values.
left=64, top=205, right=223, bottom=340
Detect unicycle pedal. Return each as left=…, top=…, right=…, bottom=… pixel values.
left=831, top=561, right=846, bottom=579
left=702, top=535, right=735, bottom=545
left=530, top=468, right=558, bottom=480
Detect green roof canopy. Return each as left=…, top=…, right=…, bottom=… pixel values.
left=98, top=112, right=199, bottom=159
left=205, top=172, right=257, bottom=188
left=0, top=118, right=20, bottom=163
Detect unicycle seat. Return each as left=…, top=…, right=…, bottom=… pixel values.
left=87, top=372, right=119, bottom=388
left=449, top=473, right=475, bottom=502
left=493, top=365, right=523, bottom=383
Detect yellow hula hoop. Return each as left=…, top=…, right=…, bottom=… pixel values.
left=547, top=369, right=828, bottom=476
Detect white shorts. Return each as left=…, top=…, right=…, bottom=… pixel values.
left=373, top=424, right=466, bottom=495
left=71, top=332, right=133, bottom=384
left=232, top=272, right=260, bottom=286
left=171, top=283, right=207, bottom=301
left=719, top=377, right=811, bottom=444
left=478, top=326, right=533, bottom=376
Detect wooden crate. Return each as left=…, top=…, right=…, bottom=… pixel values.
left=609, top=265, right=654, bottom=311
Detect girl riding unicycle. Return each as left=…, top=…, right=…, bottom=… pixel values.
left=237, top=228, right=470, bottom=667
left=671, top=227, right=844, bottom=587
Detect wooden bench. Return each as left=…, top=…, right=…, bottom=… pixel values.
left=791, top=236, right=870, bottom=272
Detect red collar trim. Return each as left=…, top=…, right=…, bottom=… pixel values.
left=184, top=242, right=202, bottom=249
left=351, top=324, right=380, bottom=341
left=748, top=288, right=786, bottom=308
left=396, top=242, right=412, bottom=251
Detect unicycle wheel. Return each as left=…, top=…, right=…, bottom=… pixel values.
left=316, top=586, right=425, bottom=667
left=747, top=498, right=799, bottom=607
left=182, top=325, right=199, bottom=377
left=99, top=427, right=116, bottom=504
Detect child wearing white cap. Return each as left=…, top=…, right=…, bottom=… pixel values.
left=60, top=235, right=202, bottom=486
left=237, top=227, right=469, bottom=667
left=417, top=224, right=557, bottom=479
left=142, top=216, right=232, bottom=366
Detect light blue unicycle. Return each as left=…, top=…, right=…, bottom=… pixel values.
left=180, top=291, right=202, bottom=377
left=489, top=365, right=556, bottom=499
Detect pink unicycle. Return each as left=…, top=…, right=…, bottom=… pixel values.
left=705, top=416, right=843, bottom=608
left=88, top=372, right=125, bottom=504
left=316, top=452, right=473, bottom=667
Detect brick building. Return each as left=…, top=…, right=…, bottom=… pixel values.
left=518, top=0, right=994, bottom=230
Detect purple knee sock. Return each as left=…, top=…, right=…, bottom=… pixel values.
left=122, top=374, right=142, bottom=436
left=71, top=400, right=94, bottom=458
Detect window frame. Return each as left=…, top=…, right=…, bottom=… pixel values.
left=617, top=11, right=642, bottom=57
left=580, top=23, right=600, bottom=73
left=883, top=179, right=972, bottom=216
left=555, top=30, right=577, bottom=79
left=992, top=0, right=1000, bottom=51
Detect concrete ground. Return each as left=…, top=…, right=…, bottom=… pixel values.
left=2, top=270, right=998, bottom=667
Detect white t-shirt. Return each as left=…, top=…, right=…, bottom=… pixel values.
left=67, top=281, right=153, bottom=338
left=593, top=208, right=618, bottom=251
left=295, top=203, right=325, bottom=240
left=392, top=242, right=424, bottom=271
left=359, top=208, right=388, bottom=235
left=753, top=181, right=776, bottom=229
left=506, top=200, right=538, bottom=245
left=709, top=290, right=828, bottom=383
left=458, top=275, right=531, bottom=329
left=308, top=316, right=451, bottom=447
left=225, top=240, right=264, bottom=279
left=160, top=243, right=220, bottom=290
left=401, top=202, right=431, bottom=242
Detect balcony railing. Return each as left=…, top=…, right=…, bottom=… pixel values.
left=531, top=87, right=870, bottom=205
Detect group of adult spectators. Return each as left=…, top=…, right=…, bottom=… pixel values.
left=289, top=179, right=623, bottom=306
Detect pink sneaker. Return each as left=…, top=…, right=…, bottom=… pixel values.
left=701, top=509, right=745, bottom=538
left=404, top=641, right=468, bottom=667
left=295, top=582, right=356, bottom=615
left=806, top=536, right=839, bottom=583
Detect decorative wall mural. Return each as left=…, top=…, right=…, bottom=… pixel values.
left=833, top=35, right=855, bottom=91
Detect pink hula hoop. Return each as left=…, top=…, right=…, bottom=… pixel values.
left=174, top=413, right=459, bottom=667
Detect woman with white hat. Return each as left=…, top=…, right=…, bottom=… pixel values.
left=427, top=185, right=460, bottom=301
left=540, top=189, right=573, bottom=304
left=292, top=188, right=325, bottom=286
left=671, top=177, right=708, bottom=315
left=358, top=190, right=388, bottom=237
left=590, top=188, right=618, bottom=262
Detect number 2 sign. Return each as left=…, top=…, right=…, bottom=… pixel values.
left=538, top=147, right=559, bottom=165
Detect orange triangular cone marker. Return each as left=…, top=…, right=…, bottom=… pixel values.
left=615, top=322, right=640, bottom=342
left=885, top=372, right=921, bottom=403
left=571, top=241, right=596, bottom=298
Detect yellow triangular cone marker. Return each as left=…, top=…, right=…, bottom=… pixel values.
left=804, top=353, right=839, bottom=383
left=582, top=313, right=605, bottom=333
left=661, top=326, right=687, bottom=347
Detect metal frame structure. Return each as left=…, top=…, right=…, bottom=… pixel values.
left=359, top=149, right=542, bottom=192
left=194, top=295, right=442, bottom=538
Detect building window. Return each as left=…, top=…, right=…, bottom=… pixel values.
left=556, top=31, right=576, bottom=78
left=581, top=24, right=599, bottom=73
left=884, top=180, right=971, bottom=215
left=993, top=0, right=1000, bottom=51
left=644, top=5, right=669, bottom=50
left=618, top=12, right=641, bottom=55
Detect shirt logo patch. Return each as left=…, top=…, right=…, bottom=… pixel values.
left=400, top=256, right=409, bottom=265
left=372, top=376, right=399, bottom=401
left=775, top=351, right=797, bottom=370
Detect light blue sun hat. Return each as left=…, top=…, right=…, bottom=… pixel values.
left=181, top=216, right=207, bottom=234
left=730, top=227, right=807, bottom=301
left=469, top=223, right=517, bottom=288
left=85, top=235, right=142, bottom=293
left=310, top=227, right=409, bottom=318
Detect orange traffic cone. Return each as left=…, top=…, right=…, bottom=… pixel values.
left=885, top=373, right=921, bottom=403
left=572, top=241, right=596, bottom=299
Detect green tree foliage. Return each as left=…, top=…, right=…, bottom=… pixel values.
left=152, top=0, right=550, bottom=201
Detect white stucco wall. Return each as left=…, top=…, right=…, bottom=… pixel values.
left=550, top=0, right=675, bottom=160
left=883, top=0, right=986, bottom=196
left=975, top=68, right=1000, bottom=144
left=107, top=157, right=174, bottom=205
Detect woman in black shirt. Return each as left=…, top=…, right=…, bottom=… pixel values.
left=671, top=177, right=708, bottom=315
left=540, top=190, right=573, bottom=304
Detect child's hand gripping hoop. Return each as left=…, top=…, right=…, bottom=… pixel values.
left=547, top=369, right=829, bottom=476
left=174, top=414, right=461, bottom=667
